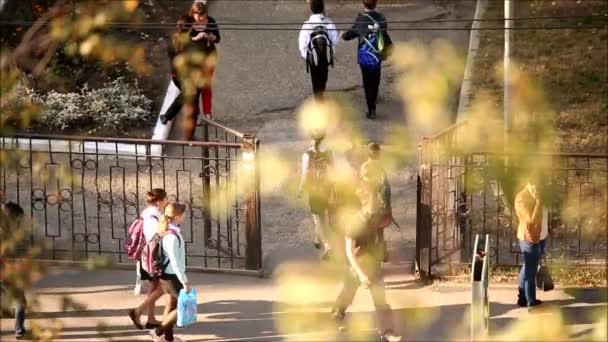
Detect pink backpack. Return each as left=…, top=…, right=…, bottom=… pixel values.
left=124, top=215, right=157, bottom=261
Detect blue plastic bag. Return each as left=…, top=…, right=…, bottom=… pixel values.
left=177, top=288, right=197, bottom=327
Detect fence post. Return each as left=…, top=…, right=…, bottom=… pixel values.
left=202, top=122, right=212, bottom=245
left=243, top=134, right=261, bottom=270
left=416, top=173, right=423, bottom=279
left=471, top=234, right=490, bottom=340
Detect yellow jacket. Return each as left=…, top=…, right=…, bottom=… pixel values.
left=515, top=188, right=542, bottom=243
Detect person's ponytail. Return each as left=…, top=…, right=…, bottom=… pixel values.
left=157, top=202, right=187, bottom=236
left=158, top=214, right=170, bottom=236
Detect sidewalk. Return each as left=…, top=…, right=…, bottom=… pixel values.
left=1, top=264, right=606, bottom=341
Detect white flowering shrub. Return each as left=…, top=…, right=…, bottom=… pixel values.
left=23, top=78, right=152, bottom=135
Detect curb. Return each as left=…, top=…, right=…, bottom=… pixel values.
left=22, top=259, right=264, bottom=278
left=456, top=0, right=487, bottom=122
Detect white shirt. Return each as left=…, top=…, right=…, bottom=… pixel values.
left=541, top=206, right=549, bottom=240
left=141, top=206, right=162, bottom=243
left=162, top=224, right=188, bottom=284
left=298, top=14, right=339, bottom=59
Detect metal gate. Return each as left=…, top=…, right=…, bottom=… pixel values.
left=416, top=121, right=608, bottom=280
left=0, top=119, right=262, bottom=271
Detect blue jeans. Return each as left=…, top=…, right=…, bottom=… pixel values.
left=518, top=240, right=541, bottom=306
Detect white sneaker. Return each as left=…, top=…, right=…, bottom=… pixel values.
left=381, top=331, right=403, bottom=342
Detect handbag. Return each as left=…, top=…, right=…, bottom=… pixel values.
left=536, top=261, right=555, bottom=292
left=177, top=288, right=198, bottom=327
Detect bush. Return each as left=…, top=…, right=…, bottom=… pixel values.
left=25, top=78, right=152, bottom=135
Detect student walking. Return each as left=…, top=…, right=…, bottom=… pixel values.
left=298, top=0, right=338, bottom=100
left=189, top=1, right=220, bottom=126
left=298, top=132, right=335, bottom=259
left=514, top=177, right=545, bottom=313
left=359, top=142, right=395, bottom=261
left=342, top=0, right=393, bottom=119
left=0, top=202, right=27, bottom=339
left=150, top=202, right=191, bottom=342
left=129, top=189, right=169, bottom=330
left=160, top=15, right=194, bottom=126
left=331, top=164, right=402, bottom=341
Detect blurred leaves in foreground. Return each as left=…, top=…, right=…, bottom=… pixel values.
left=1, top=1, right=153, bottom=340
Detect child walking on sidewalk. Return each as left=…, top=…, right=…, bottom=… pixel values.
left=298, top=132, right=335, bottom=259
left=331, top=158, right=402, bottom=342
left=150, top=202, right=192, bottom=342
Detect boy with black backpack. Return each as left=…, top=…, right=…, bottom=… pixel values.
left=342, top=0, right=393, bottom=119
left=298, top=0, right=338, bottom=100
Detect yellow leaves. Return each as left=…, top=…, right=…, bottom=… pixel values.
left=275, top=262, right=344, bottom=340
left=49, top=17, right=71, bottom=40
left=128, top=46, right=148, bottom=74
left=123, top=0, right=139, bottom=13
left=30, top=320, right=63, bottom=342
left=592, top=312, right=608, bottom=342
left=296, top=97, right=342, bottom=138
left=457, top=91, right=504, bottom=152
left=79, top=34, right=101, bottom=56
left=344, top=314, right=376, bottom=341
left=93, top=12, right=108, bottom=28
left=76, top=16, right=94, bottom=38
left=494, top=308, right=568, bottom=341
left=258, top=150, right=290, bottom=193
left=393, top=40, right=465, bottom=134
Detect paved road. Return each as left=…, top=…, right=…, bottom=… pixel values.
left=167, top=0, right=477, bottom=273
left=1, top=267, right=606, bottom=341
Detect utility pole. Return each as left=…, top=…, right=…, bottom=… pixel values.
left=504, top=0, right=513, bottom=149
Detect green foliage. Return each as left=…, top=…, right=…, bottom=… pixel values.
left=17, top=78, right=152, bottom=135
left=0, top=1, right=151, bottom=339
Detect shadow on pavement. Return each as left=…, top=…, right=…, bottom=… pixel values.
left=490, top=288, right=608, bottom=339
left=13, top=288, right=608, bottom=341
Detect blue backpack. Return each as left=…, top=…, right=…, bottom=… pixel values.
left=357, top=14, right=385, bottom=68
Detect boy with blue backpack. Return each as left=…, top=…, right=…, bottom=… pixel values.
left=342, top=0, right=393, bottom=119
left=299, top=0, right=338, bottom=100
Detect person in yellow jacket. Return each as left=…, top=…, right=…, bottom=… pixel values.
left=514, top=175, right=544, bottom=312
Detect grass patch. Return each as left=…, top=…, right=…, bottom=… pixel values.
left=469, top=0, right=608, bottom=153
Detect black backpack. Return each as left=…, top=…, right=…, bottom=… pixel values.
left=143, top=230, right=182, bottom=278
left=306, top=25, right=334, bottom=72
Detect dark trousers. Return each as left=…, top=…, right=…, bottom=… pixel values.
left=14, top=289, right=26, bottom=335
left=334, top=254, right=393, bottom=333
left=360, top=65, right=381, bottom=113
left=310, top=65, right=328, bottom=100
left=518, top=240, right=541, bottom=306
left=1, top=282, right=26, bottom=335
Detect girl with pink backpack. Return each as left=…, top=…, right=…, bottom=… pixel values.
left=128, top=189, right=169, bottom=330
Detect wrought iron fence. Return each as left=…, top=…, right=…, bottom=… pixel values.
left=0, top=119, right=262, bottom=271
left=416, top=121, right=608, bottom=280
